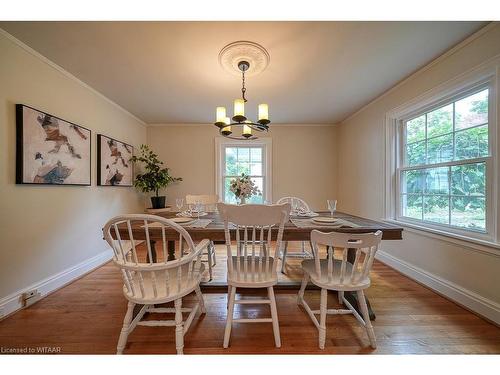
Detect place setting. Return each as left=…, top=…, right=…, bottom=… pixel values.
left=173, top=198, right=213, bottom=228
left=290, top=199, right=358, bottom=229
left=287, top=197, right=320, bottom=218
left=290, top=208, right=320, bottom=218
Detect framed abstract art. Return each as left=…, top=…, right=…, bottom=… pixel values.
left=16, top=104, right=91, bottom=186
left=97, top=134, right=134, bottom=186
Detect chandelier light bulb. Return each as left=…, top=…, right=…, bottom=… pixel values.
left=233, top=99, right=245, bottom=120
left=258, top=104, right=269, bottom=121
left=243, top=124, right=252, bottom=138
left=216, top=107, right=226, bottom=123
left=221, top=117, right=232, bottom=136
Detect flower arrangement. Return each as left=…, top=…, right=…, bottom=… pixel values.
left=229, top=173, right=261, bottom=204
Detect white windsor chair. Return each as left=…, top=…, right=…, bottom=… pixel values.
left=297, top=230, right=382, bottom=349
left=184, top=194, right=219, bottom=280
left=276, top=196, right=314, bottom=273
left=217, top=202, right=291, bottom=348
left=103, top=214, right=210, bottom=354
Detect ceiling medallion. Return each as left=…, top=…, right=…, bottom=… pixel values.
left=218, top=41, right=270, bottom=77
left=214, top=42, right=271, bottom=140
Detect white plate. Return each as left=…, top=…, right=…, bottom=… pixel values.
left=291, top=211, right=319, bottom=218
left=177, top=212, right=208, bottom=218
left=312, top=216, right=338, bottom=224
left=171, top=217, right=196, bottom=224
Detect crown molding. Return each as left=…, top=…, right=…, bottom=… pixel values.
left=340, top=22, right=497, bottom=125
left=0, top=27, right=147, bottom=127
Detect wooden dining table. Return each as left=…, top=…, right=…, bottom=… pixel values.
left=112, top=210, right=403, bottom=321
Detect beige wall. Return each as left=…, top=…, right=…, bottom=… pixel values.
left=337, top=23, right=500, bottom=316
left=0, top=31, right=147, bottom=304
left=147, top=124, right=338, bottom=211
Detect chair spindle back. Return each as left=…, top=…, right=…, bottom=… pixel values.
left=310, top=230, right=382, bottom=286
left=217, top=203, right=291, bottom=282
left=103, top=214, right=204, bottom=302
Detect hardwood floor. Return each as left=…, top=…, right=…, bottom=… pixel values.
left=0, top=244, right=499, bottom=354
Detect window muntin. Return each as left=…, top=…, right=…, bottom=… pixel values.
left=222, top=145, right=265, bottom=204
left=399, top=87, right=489, bottom=232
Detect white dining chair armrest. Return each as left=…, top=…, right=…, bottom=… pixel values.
left=167, top=238, right=211, bottom=267
left=193, top=239, right=211, bottom=257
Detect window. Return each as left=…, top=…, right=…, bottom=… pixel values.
left=215, top=138, right=272, bottom=204
left=396, top=84, right=493, bottom=236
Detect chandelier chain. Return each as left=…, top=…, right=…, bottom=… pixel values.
left=241, top=70, right=248, bottom=102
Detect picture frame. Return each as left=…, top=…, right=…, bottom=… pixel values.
left=16, top=104, right=92, bottom=186
left=97, top=134, right=134, bottom=186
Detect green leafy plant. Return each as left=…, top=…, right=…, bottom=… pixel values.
left=129, top=145, right=182, bottom=197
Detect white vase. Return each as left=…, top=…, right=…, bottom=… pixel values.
left=239, top=197, right=246, bottom=205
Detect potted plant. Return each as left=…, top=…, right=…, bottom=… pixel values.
left=130, top=145, right=182, bottom=209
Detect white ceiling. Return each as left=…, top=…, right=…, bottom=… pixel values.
left=0, top=21, right=487, bottom=124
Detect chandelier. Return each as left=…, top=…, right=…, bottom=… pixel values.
left=214, top=42, right=271, bottom=140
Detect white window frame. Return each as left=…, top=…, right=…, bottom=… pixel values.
left=215, top=137, right=273, bottom=203
left=385, top=62, right=499, bottom=246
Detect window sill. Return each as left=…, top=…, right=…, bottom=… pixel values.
left=383, top=218, right=500, bottom=256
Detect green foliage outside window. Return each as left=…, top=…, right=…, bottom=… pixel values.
left=402, top=89, right=488, bottom=231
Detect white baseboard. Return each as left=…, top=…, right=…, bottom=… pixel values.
left=0, top=249, right=113, bottom=320
left=376, top=250, right=500, bottom=325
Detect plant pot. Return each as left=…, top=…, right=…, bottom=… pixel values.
left=151, top=196, right=166, bottom=209
left=238, top=197, right=246, bottom=205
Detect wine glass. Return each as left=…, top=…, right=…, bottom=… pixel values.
left=327, top=199, right=337, bottom=217
left=176, top=198, right=184, bottom=213
left=195, top=199, right=203, bottom=220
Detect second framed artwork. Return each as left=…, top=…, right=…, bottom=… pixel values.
left=97, top=134, right=134, bottom=186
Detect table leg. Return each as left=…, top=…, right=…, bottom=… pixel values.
left=146, top=240, right=175, bottom=262
left=145, top=240, right=157, bottom=263
left=168, top=240, right=176, bottom=261
left=343, top=248, right=376, bottom=321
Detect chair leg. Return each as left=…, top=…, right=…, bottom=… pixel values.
left=280, top=241, right=288, bottom=273
left=227, top=285, right=232, bottom=309
left=117, top=301, right=135, bottom=354
left=174, top=298, right=184, bottom=354
left=195, top=285, right=206, bottom=314
left=268, top=286, right=281, bottom=348
left=338, top=291, right=344, bottom=305
left=223, top=286, right=236, bottom=348
left=207, top=245, right=213, bottom=281
left=210, top=241, right=217, bottom=266
left=319, top=288, right=327, bottom=349
left=357, top=290, right=377, bottom=349
left=297, top=273, right=309, bottom=305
